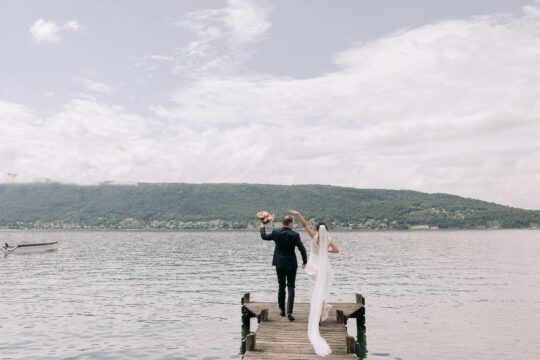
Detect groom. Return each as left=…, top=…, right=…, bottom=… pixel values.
left=260, top=215, right=307, bottom=321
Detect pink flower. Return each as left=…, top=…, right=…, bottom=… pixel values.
left=256, top=210, right=274, bottom=224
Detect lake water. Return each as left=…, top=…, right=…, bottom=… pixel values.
left=1, top=230, right=539, bottom=360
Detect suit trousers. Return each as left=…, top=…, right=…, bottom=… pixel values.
left=276, top=266, right=297, bottom=314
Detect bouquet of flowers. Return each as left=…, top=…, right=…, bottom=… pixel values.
left=256, top=211, right=275, bottom=224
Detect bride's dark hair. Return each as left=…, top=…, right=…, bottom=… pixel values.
left=315, top=220, right=329, bottom=232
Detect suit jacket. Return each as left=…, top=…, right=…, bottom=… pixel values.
left=260, top=226, right=308, bottom=269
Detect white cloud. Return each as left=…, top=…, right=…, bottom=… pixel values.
left=29, top=19, right=61, bottom=43
left=29, top=18, right=81, bottom=43
left=73, top=77, right=114, bottom=94
left=63, top=20, right=81, bottom=32
left=173, top=0, right=272, bottom=75
left=3, top=2, right=540, bottom=209
left=224, top=0, right=273, bottom=45
left=149, top=54, right=174, bottom=62
left=0, top=99, right=153, bottom=183
left=156, top=2, right=540, bottom=208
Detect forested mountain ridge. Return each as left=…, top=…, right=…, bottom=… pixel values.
left=0, top=183, right=538, bottom=230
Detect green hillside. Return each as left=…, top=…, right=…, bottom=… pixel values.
left=0, top=183, right=538, bottom=230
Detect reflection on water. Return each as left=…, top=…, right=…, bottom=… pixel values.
left=1, top=230, right=540, bottom=359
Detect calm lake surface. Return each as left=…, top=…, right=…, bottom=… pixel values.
left=1, top=230, right=539, bottom=360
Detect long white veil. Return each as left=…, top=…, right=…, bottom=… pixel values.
left=308, top=225, right=333, bottom=356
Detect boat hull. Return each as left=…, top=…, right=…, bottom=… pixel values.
left=4, top=241, right=58, bottom=254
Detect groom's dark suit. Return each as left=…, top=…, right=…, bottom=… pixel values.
left=260, top=226, right=308, bottom=315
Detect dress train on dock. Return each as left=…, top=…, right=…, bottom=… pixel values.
left=306, top=225, right=334, bottom=356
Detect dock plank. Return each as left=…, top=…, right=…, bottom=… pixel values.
left=242, top=294, right=363, bottom=360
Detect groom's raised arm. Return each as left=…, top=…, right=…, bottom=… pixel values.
left=260, top=226, right=274, bottom=241
left=295, top=234, right=308, bottom=265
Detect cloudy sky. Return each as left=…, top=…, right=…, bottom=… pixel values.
left=1, top=0, right=539, bottom=209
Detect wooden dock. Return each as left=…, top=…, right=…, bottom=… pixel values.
left=241, top=292, right=366, bottom=359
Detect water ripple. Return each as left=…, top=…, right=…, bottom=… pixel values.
left=1, top=230, right=540, bottom=359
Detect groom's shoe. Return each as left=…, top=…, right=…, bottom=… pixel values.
left=287, top=314, right=295, bottom=321
left=280, top=310, right=286, bottom=317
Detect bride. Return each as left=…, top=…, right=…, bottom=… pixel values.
left=289, top=210, right=339, bottom=357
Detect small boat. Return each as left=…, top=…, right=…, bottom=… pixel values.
left=3, top=241, right=58, bottom=255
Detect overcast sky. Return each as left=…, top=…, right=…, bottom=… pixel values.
left=1, top=0, right=539, bottom=209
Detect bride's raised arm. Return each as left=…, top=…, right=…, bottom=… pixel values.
left=328, top=240, right=339, bottom=253
left=289, top=209, right=315, bottom=238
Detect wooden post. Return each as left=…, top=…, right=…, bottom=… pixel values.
left=241, top=293, right=251, bottom=329
left=355, top=293, right=367, bottom=358
left=258, top=308, right=268, bottom=323
left=246, top=333, right=256, bottom=351
left=336, top=309, right=345, bottom=324
left=346, top=335, right=355, bottom=353
left=355, top=293, right=366, bottom=323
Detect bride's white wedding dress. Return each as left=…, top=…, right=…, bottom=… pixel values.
left=306, top=225, right=334, bottom=356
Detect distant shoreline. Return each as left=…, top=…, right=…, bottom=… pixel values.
left=2, top=183, right=539, bottom=231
